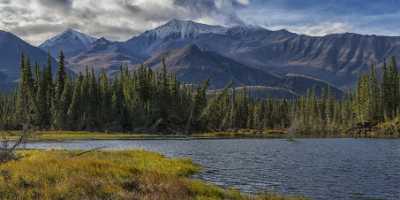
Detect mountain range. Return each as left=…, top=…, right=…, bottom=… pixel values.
left=2, top=19, right=400, bottom=96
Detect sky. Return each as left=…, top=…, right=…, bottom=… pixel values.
left=1, top=0, right=400, bottom=45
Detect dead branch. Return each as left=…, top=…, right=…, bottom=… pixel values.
left=71, top=146, right=107, bottom=158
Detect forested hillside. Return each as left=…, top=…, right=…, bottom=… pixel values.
left=1, top=52, right=399, bottom=136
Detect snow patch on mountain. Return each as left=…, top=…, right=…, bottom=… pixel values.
left=142, top=19, right=227, bottom=39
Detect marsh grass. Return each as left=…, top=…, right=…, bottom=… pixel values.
left=0, top=150, right=306, bottom=200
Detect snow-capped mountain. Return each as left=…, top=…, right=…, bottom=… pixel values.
left=39, top=29, right=97, bottom=58
left=140, top=19, right=226, bottom=39
left=121, top=19, right=228, bottom=57
left=67, top=19, right=229, bottom=73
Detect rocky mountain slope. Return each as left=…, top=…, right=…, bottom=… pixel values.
left=68, top=37, right=141, bottom=74
left=138, top=44, right=343, bottom=97
left=0, top=30, right=58, bottom=90
left=140, top=44, right=281, bottom=89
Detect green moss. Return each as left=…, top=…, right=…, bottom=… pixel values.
left=0, top=150, right=306, bottom=200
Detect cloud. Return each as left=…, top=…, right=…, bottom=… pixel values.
left=238, top=0, right=400, bottom=36
left=0, top=0, right=249, bottom=45
left=174, top=0, right=246, bottom=25
left=38, top=0, right=73, bottom=11
left=0, top=0, right=399, bottom=45
left=291, top=22, right=352, bottom=36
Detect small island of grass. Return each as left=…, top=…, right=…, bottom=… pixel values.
left=0, top=150, right=306, bottom=200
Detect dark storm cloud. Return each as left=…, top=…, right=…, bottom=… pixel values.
left=38, top=0, right=73, bottom=10
left=89, top=23, right=142, bottom=41
left=123, top=3, right=142, bottom=13
left=174, top=0, right=246, bottom=25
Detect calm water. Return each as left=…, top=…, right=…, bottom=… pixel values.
left=25, top=139, right=400, bottom=200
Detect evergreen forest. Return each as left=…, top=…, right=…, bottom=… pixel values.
left=1, top=52, right=400, bottom=137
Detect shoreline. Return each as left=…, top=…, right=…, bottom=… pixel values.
left=2, top=130, right=399, bottom=142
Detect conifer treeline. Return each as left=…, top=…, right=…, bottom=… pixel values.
left=0, top=52, right=399, bottom=135
left=0, top=52, right=291, bottom=133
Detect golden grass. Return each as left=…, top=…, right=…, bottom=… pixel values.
left=0, top=150, right=306, bottom=200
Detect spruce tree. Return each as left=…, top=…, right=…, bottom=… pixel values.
left=67, top=75, right=83, bottom=130
left=16, top=54, right=35, bottom=126
left=368, top=64, right=382, bottom=122
left=53, top=51, right=67, bottom=129
left=55, top=51, right=66, bottom=99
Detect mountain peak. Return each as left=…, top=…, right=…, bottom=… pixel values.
left=62, top=28, right=87, bottom=37
left=41, top=29, right=96, bottom=47
left=39, top=28, right=97, bottom=57
left=165, top=18, right=191, bottom=25
left=0, top=30, right=15, bottom=40
left=64, top=28, right=78, bottom=34
left=94, top=37, right=111, bottom=44
left=143, top=19, right=227, bottom=39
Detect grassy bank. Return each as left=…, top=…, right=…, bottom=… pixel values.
left=1, top=131, right=166, bottom=141
left=193, top=129, right=288, bottom=139
left=0, top=150, right=305, bottom=200
left=2, top=127, right=399, bottom=141
left=0, top=130, right=290, bottom=141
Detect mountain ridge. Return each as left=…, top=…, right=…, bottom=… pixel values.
left=140, top=44, right=282, bottom=89
left=39, top=29, right=97, bottom=58
left=44, top=19, right=400, bottom=89
left=137, top=44, right=343, bottom=97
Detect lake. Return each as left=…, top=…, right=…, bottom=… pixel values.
left=25, top=139, right=400, bottom=200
